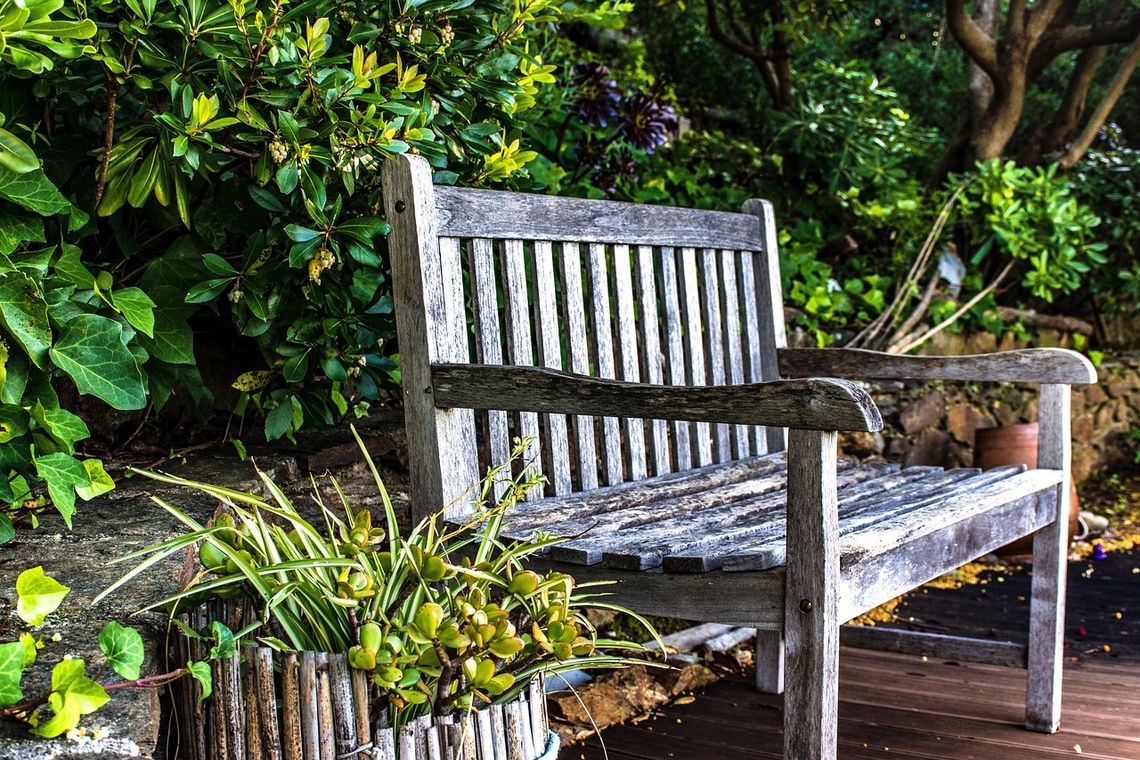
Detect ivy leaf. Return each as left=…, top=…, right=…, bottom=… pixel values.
left=49, top=313, right=147, bottom=410
left=15, top=566, right=70, bottom=626
left=111, top=287, right=157, bottom=338
left=187, top=659, right=212, bottom=701
left=31, top=404, right=90, bottom=453
left=99, top=621, right=145, bottom=680
left=51, top=244, right=93, bottom=288
left=76, top=459, right=115, bottom=501
left=0, top=165, right=71, bottom=216
left=137, top=305, right=195, bottom=364
left=0, top=514, right=14, bottom=545
left=0, top=271, right=53, bottom=369
left=0, top=212, right=45, bottom=257
left=0, top=641, right=26, bottom=708
left=0, top=404, right=31, bottom=443
left=33, top=451, right=91, bottom=526
left=31, top=658, right=110, bottom=738
left=208, top=621, right=235, bottom=659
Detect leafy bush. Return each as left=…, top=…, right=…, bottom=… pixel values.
left=959, top=159, right=1108, bottom=302
left=0, top=0, right=619, bottom=534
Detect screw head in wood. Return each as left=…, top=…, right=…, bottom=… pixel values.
left=798, top=598, right=813, bottom=613
left=394, top=200, right=407, bottom=213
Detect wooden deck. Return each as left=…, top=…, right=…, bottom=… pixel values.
left=573, top=548, right=1140, bottom=759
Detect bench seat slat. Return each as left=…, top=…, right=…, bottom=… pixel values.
left=659, top=466, right=949, bottom=572
left=551, top=461, right=890, bottom=568
left=718, top=465, right=1031, bottom=573
left=498, top=454, right=786, bottom=535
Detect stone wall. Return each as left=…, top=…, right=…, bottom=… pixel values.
left=841, top=354, right=1140, bottom=483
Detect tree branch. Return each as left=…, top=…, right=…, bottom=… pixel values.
left=1059, top=29, right=1140, bottom=169
left=94, top=79, right=119, bottom=206
left=946, top=0, right=1001, bottom=80
left=1040, top=13, right=1140, bottom=55
left=1024, top=0, right=1066, bottom=42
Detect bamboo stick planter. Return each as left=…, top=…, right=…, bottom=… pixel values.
left=171, top=603, right=557, bottom=760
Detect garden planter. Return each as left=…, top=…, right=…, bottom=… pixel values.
left=171, top=603, right=558, bottom=760
left=973, top=422, right=1079, bottom=561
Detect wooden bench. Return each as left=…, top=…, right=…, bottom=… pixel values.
left=382, top=154, right=1096, bottom=759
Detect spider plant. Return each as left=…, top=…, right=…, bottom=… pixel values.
left=98, top=431, right=657, bottom=728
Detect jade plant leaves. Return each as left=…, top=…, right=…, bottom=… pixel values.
left=15, top=566, right=69, bottom=626
left=98, top=621, right=145, bottom=681
left=49, top=313, right=147, bottom=410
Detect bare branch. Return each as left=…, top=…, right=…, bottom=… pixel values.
left=946, top=0, right=1001, bottom=80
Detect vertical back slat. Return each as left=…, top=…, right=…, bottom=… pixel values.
left=700, top=248, right=732, bottom=462
left=738, top=251, right=768, bottom=455
left=613, top=244, right=648, bottom=480
left=502, top=239, right=544, bottom=495
left=533, top=240, right=572, bottom=496
left=470, top=237, right=512, bottom=499
left=636, top=245, right=671, bottom=475
left=587, top=243, right=625, bottom=485
left=720, top=251, right=751, bottom=459
left=659, top=246, right=692, bottom=471
left=680, top=247, right=713, bottom=466
left=559, top=242, right=600, bottom=490
left=744, top=199, right=789, bottom=453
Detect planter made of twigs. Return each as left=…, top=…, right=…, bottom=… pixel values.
left=171, top=605, right=556, bottom=760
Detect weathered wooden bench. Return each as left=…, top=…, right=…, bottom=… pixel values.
left=382, top=154, right=1096, bottom=759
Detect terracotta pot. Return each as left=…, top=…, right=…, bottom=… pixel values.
left=973, top=422, right=1079, bottom=561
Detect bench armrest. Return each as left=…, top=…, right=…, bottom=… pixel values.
left=430, top=364, right=883, bottom=432
left=778, top=347, right=1097, bottom=385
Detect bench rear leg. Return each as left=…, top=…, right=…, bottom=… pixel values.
left=755, top=630, right=785, bottom=694
left=1027, top=383, right=1071, bottom=733
left=783, top=429, right=840, bottom=760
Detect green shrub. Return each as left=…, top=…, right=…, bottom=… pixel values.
left=0, top=0, right=617, bottom=535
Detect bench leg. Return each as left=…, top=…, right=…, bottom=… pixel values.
left=783, top=429, right=840, bottom=760
left=1027, top=383, right=1071, bottom=733
left=755, top=630, right=785, bottom=694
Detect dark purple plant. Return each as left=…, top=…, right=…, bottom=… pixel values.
left=593, top=151, right=639, bottom=195
left=620, top=90, right=678, bottom=153
left=572, top=62, right=622, bottom=128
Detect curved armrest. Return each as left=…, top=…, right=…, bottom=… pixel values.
left=430, top=364, right=883, bottom=432
left=778, top=347, right=1097, bottom=385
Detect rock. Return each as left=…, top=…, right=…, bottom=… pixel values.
left=1072, top=414, right=1096, bottom=445
left=839, top=431, right=882, bottom=458
left=906, top=430, right=950, bottom=467
left=946, top=403, right=994, bottom=446
left=886, top=438, right=911, bottom=457
left=1105, top=374, right=1128, bottom=399
left=899, top=392, right=945, bottom=435
left=1095, top=404, right=1116, bottom=429
left=965, top=332, right=997, bottom=354
left=1083, top=384, right=1108, bottom=406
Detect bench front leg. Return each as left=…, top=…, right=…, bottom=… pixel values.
left=1027, top=383, right=1072, bottom=732
left=784, top=428, right=841, bottom=760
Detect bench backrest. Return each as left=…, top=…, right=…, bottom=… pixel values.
left=383, top=155, right=788, bottom=521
